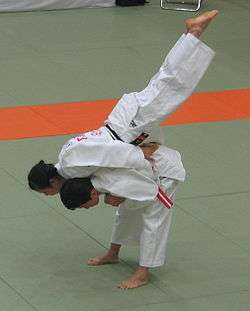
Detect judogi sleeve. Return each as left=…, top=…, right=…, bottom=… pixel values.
left=92, top=165, right=159, bottom=202
left=91, top=145, right=186, bottom=204
left=60, top=140, right=147, bottom=178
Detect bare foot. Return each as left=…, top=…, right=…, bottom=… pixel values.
left=118, top=267, right=149, bottom=289
left=87, top=254, right=119, bottom=266
left=186, top=10, right=219, bottom=38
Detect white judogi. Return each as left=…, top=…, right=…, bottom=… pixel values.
left=91, top=145, right=185, bottom=268
left=91, top=145, right=185, bottom=201
left=56, top=34, right=214, bottom=267
left=55, top=34, right=215, bottom=267
left=56, top=129, right=147, bottom=179
left=55, top=33, right=215, bottom=179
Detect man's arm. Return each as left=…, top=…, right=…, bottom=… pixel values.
left=140, top=143, right=159, bottom=160
left=104, top=194, right=126, bottom=206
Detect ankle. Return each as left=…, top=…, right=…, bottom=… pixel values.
left=188, top=28, right=202, bottom=38
left=107, top=249, right=119, bottom=258
left=107, top=243, right=121, bottom=257
left=135, top=266, right=149, bottom=280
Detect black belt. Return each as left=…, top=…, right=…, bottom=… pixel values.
left=105, top=124, right=149, bottom=146
left=105, top=124, right=123, bottom=141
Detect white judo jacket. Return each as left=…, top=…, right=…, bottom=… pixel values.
left=55, top=127, right=146, bottom=179
left=56, top=138, right=185, bottom=202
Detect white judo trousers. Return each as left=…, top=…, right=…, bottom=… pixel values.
left=106, top=33, right=215, bottom=144
left=110, top=178, right=178, bottom=267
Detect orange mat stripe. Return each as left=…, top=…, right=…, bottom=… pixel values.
left=1, top=88, right=250, bottom=140
left=163, top=88, right=250, bottom=126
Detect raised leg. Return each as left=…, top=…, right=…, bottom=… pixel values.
left=106, top=11, right=218, bottom=143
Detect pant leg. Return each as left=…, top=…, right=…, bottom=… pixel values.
left=106, top=33, right=215, bottom=142
left=139, top=179, right=179, bottom=267
left=110, top=206, right=143, bottom=246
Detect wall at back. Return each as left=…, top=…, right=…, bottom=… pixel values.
left=0, top=0, right=115, bottom=12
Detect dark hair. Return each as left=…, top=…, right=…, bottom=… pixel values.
left=28, top=160, right=59, bottom=190
left=60, top=178, right=94, bottom=210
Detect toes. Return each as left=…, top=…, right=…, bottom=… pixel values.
left=118, top=281, right=128, bottom=289
left=118, top=281, right=138, bottom=289
left=87, top=258, right=99, bottom=265
left=118, top=283, right=131, bottom=289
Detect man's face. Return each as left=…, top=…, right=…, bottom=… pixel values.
left=79, top=189, right=99, bottom=209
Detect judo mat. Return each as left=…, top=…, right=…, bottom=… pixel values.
left=0, top=0, right=250, bottom=310
left=1, top=88, right=250, bottom=139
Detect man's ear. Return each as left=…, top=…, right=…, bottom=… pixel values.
left=90, top=188, right=99, bottom=200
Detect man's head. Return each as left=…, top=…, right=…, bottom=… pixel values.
left=28, top=160, right=64, bottom=196
left=60, top=178, right=99, bottom=210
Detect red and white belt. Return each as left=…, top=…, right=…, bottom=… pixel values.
left=157, top=188, right=173, bottom=209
